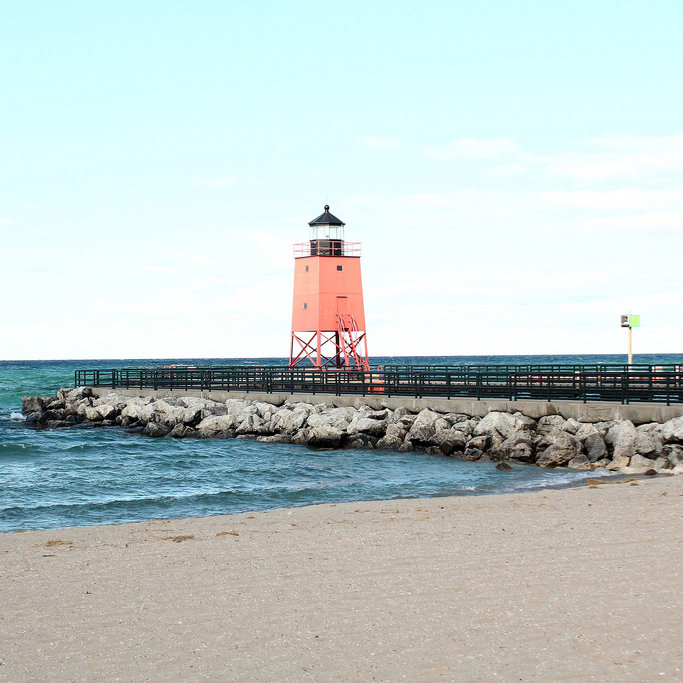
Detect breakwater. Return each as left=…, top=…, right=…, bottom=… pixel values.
left=23, top=386, right=683, bottom=474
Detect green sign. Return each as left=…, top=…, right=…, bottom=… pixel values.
left=629, top=315, right=640, bottom=328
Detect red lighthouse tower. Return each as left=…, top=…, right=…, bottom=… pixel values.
left=289, top=205, right=370, bottom=370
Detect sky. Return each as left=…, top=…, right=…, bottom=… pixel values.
left=1, top=0, right=682, bottom=360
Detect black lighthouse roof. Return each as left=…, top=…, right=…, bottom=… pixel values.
left=308, top=205, right=345, bottom=227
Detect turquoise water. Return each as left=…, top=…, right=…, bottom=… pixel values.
left=1, top=354, right=680, bottom=533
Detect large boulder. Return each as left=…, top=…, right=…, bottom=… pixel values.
left=406, top=409, right=440, bottom=444
left=225, top=399, right=255, bottom=417
left=85, top=404, right=117, bottom=421
left=307, top=425, right=344, bottom=448
left=495, top=431, right=535, bottom=461
left=605, top=421, right=637, bottom=460
left=64, top=387, right=93, bottom=405
left=536, top=415, right=567, bottom=436
left=432, top=428, right=468, bottom=450
left=22, top=396, right=45, bottom=413
left=236, top=414, right=271, bottom=436
left=307, top=407, right=355, bottom=432
left=271, top=407, right=310, bottom=435
left=575, top=423, right=599, bottom=441
left=536, top=436, right=582, bottom=467
left=347, top=415, right=388, bottom=437
left=568, top=455, right=591, bottom=469
left=474, top=412, right=536, bottom=440
left=196, top=414, right=240, bottom=435
left=584, top=433, right=607, bottom=462
left=376, top=424, right=407, bottom=451
left=630, top=454, right=657, bottom=470
left=606, top=455, right=631, bottom=471
left=634, top=427, right=662, bottom=458
left=660, top=416, right=683, bottom=443
left=663, top=444, right=683, bottom=465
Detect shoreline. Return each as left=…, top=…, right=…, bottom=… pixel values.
left=2, top=477, right=682, bottom=681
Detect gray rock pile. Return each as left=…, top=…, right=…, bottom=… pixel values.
left=22, top=388, right=683, bottom=474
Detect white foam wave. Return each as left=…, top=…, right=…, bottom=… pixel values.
left=10, top=412, right=24, bottom=421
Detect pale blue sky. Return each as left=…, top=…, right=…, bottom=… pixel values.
left=1, top=0, right=682, bottom=359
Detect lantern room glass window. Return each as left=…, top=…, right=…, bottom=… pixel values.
left=310, top=224, right=344, bottom=241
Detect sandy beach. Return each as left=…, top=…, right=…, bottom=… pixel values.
left=1, top=476, right=682, bottom=682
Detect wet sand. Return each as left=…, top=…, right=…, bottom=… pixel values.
left=1, top=476, right=682, bottom=682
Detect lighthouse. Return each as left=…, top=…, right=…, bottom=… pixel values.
left=289, top=205, right=370, bottom=371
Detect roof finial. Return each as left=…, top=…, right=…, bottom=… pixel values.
left=324, top=204, right=330, bottom=212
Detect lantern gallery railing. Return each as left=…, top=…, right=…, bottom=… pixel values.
left=74, top=365, right=683, bottom=405
left=293, top=242, right=362, bottom=258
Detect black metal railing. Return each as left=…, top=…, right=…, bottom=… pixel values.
left=74, top=364, right=683, bottom=405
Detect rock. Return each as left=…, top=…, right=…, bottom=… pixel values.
left=376, top=424, right=408, bottom=451
left=359, top=408, right=391, bottom=420
left=660, top=416, right=683, bottom=443
left=474, top=412, right=536, bottom=440
left=635, top=427, right=662, bottom=457
left=196, top=414, right=240, bottom=435
left=169, top=424, right=195, bottom=438
left=653, top=456, right=671, bottom=470
left=307, top=407, right=354, bottom=432
left=620, top=465, right=652, bottom=475
left=65, top=386, right=93, bottom=404
left=606, top=455, right=631, bottom=471
left=584, top=433, right=607, bottom=462
left=629, top=454, right=657, bottom=470
left=663, top=444, right=683, bottom=465
left=495, top=461, right=513, bottom=470
left=307, top=425, right=344, bottom=448
left=344, top=434, right=376, bottom=449
left=85, top=406, right=104, bottom=422
left=257, top=434, right=292, bottom=444
left=398, top=440, right=414, bottom=452
left=347, top=415, right=388, bottom=437
left=462, top=448, right=483, bottom=461
left=465, top=435, right=489, bottom=452
left=536, top=436, right=582, bottom=467
left=236, top=414, right=270, bottom=436
left=406, top=409, right=440, bottom=444
left=568, top=455, right=591, bottom=470
left=594, top=421, right=616, bottom=438
left=606, top=421, right=637, bottom=460
left=225, top=399, right=254, bottom=416
left=432, top=428, right=467, bottom=449
left=671, top=462, right=683, bottom=475
left=496, top=431, right=535, bottom=460
left=97, top=404, right=117, bottom=420
left=563, top=418, right=581, bottom=434
left=439, top=440, right=464, bottom=456
left=592, top=458, right=611, bottom=469
left=290, top=429, right=310, bottom=445
left=271, top=407, right=310, bottom=434
left=22, top=396, right=44, bottom=413
left=537, top=415, right=567, bottom=435
left=144, top=423, right=170, bottom=437
left=510, top=443, right=534, bottom=462
left=575, top=423, right=599, bottom=441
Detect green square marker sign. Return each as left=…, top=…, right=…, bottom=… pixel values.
left=629, top=315, right=640, bottom=327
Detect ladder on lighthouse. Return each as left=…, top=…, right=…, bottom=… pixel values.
left=336, top=313, right=370, bottom=371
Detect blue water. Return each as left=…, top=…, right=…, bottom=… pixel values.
left=1, top=354, right=681, bottom=534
